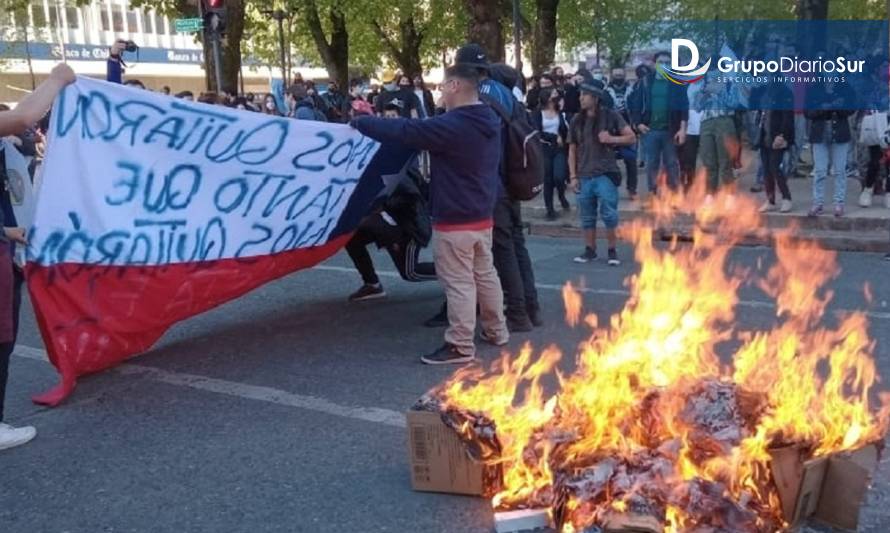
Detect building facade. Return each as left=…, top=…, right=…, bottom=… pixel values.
left=0, top=0, right=318, bottom=102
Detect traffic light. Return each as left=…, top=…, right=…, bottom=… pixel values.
left=203, top=0, right=226, bottom=35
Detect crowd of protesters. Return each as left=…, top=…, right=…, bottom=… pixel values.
left=1, top=38, right=890, bottom=452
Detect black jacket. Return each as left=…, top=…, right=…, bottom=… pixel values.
left=532, top=109, right=568, bottom=146
left=418, top=89, right=436, bottom=118
left=627, top=73, right=689, bottom=135
left=382, top=168, right=432, bottom=247
left=805, top=84, right=855, bottom=144
left=750, top=85, right=795, bottom=148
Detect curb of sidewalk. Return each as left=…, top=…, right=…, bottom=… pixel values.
left=522, top=206, right=890, bottom=253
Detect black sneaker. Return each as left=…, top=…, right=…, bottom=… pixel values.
left=507, top=315, right=534, bottom=333
left=573, top=247, right=597, bottom=263
left=421, top=344, right=474, bottom=365
left=349, top=284, right=386, bottom=302
left=607, top=248, right=620, bottom=266
left=884, top=252, right=890, bottom=261
left=545, top=210, right=558, bottom=221
left=559, top=196, right=571, bottom=210
left=749, top=185, right=764, bottom=193
left=423, top=302, right=448, bottom=327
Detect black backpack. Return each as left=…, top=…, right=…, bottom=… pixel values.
left=480, top=95, right=545, bottom=201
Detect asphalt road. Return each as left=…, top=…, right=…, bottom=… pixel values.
left=1, top=235, right=889, bottom=533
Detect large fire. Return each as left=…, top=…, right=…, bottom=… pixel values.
left=430, top=187, right=890, bottom=532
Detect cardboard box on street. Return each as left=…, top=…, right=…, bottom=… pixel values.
left=770, top=442, right=882, bottom=531
left=406, top=409, right=500, bottom=496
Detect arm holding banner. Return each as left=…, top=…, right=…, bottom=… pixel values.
left=351, top=115, right=458, bottom=153
left=0, top=64, right=75, bottom=137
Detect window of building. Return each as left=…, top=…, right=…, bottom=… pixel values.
left=66, top=7, right=80, bottom=30
left=126, top=10, right=139, bottom=33
left=48, top=3, right=60, bottom=30
left=111, top=6, right=124, bottom=32
left=152, top=12, right=165, bottom=35
left=30, top=3, right=47, bottom=29
left=100, top=9, right=110, bottom=32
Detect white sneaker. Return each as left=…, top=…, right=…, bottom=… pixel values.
left=759, top=201, right=776, bottom=213
left=859, top=188, right=874, bottom=208
left=780, top=199, right=793, bottom=213
left=0, top=423, right=36, bottom=451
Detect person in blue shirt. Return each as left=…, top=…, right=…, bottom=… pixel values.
left=351, top=63, right=509, bottom=365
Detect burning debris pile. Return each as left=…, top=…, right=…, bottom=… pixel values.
left=410, top=193, right=890, bottom=532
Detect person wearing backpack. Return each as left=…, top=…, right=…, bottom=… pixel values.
left=351, top=63, right=509, bottom=365
left=457, top=46, right=542, bottom=331
left=569, top=83, right=636, bottom=266
left=534, top=90, right=570, bottom=219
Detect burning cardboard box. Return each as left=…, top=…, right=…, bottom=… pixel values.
left=407, top=396, right=502, bottom=497
left=770, top=441, right=884, bottom=531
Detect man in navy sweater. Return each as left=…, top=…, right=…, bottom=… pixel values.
left=351, top=64, right=509, bottom=364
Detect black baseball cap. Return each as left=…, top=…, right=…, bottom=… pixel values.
left=455, top=43, right=490, bottom=70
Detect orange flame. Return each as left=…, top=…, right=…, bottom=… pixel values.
left=435, top=186, right=888, bottom=530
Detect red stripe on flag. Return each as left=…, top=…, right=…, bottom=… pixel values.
left=25, top=234, right=352, bottom=406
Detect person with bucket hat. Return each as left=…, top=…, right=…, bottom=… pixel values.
left=569, top=81, right=636, bottom=266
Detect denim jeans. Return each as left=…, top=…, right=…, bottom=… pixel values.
left=641, top=129, right=680, bottom=193
left=812, top=142, right=850, bottom=207
left=577, top=175, right=619, bottom=229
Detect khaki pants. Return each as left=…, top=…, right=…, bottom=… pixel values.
left=434, top=228, right=508, bottom=356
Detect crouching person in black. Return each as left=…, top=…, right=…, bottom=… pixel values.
left=346, top=167, right=436, bottom=301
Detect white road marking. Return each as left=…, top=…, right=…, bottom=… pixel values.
left=13, top=345, right=406, bottom=428
left=312, top=265, right=890, bottom=320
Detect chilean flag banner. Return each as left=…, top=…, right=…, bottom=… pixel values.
left=26, top=77, right=410, bottom=406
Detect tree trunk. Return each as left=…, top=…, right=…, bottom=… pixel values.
left=531, top=0, right=558, bottom=74
left=304, top=1, right=349, bottom=89
left=797, top=0, right=829, bottom=19
left=202, top=0, right=244, bottom=94
left=371, top=15, right=424, bottom=79
left=464, top=0, right=505, bottom=62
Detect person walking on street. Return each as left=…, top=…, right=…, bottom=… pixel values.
left=694, top=72, right=742, bottom=201
left=351, top=63, right=508, bottom=365
left=628, top=52, right=688, bottom=196
left=606, top=66, right=639, bottom=200
left=534, top=91, right=570, bottom=220
left=460, top=46, right=542, bottom=331
left=569, top=83, right=636, bottom=266
left=751, top=82, right=795, bottom=213
left=806, top=81, right=855, bottom=217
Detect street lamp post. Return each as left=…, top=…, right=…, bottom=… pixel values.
left=262, top=9, right=290, bottom=87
